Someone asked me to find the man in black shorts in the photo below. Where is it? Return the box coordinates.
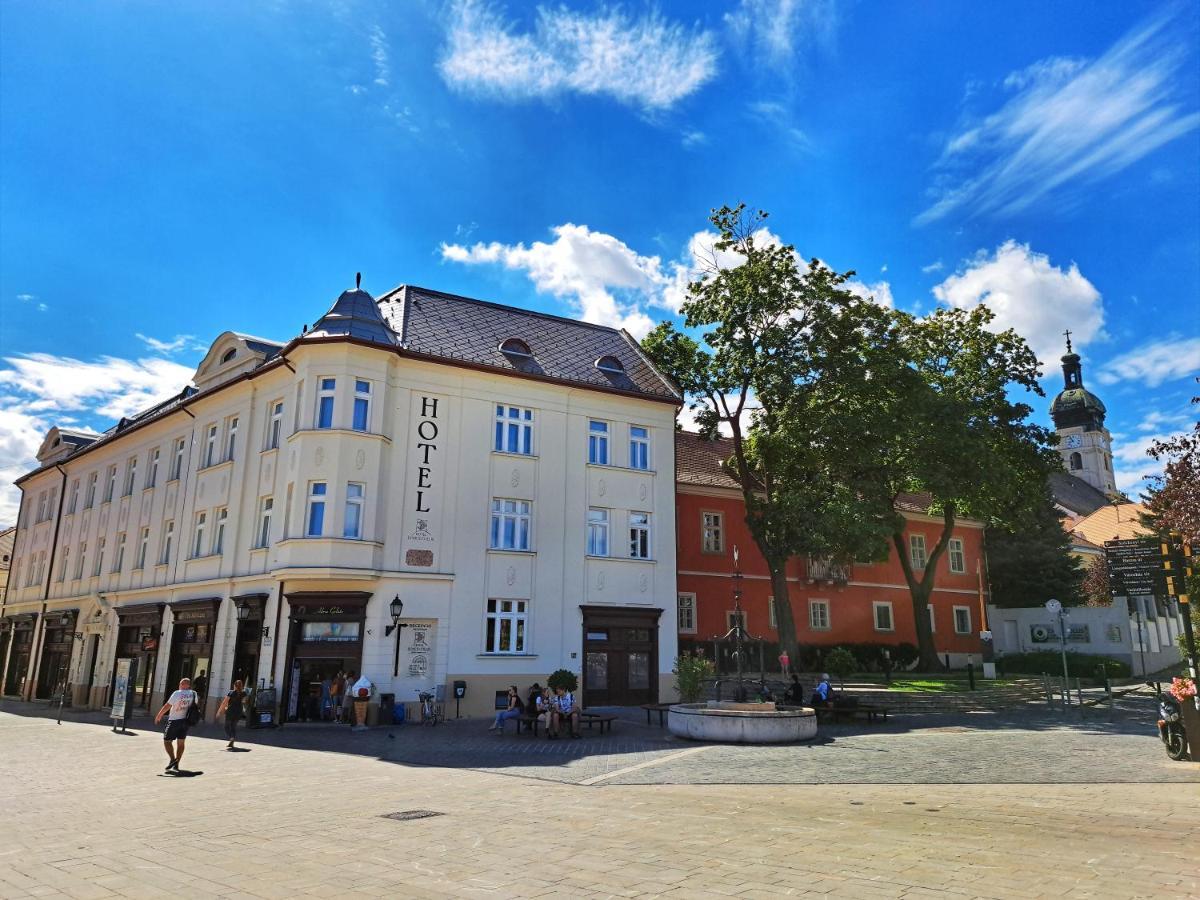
[154,677,197,772]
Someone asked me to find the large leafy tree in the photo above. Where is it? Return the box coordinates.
[854,307,1059,670]
[642,204,898,660]
[1144,387,1200,544]
[986,492,1084,608]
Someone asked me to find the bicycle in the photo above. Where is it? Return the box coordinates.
[416,690,442,726]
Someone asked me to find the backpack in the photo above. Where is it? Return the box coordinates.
[185,698,201,726]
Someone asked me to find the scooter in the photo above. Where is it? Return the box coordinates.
[1150,682,1189,761]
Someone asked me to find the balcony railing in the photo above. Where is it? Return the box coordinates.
[806,556,850,585]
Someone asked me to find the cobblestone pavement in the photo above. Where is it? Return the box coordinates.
[1,702,1197,899]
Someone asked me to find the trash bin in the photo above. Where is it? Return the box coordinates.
[379,692,395,724]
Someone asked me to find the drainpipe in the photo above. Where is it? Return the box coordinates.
[25,464,68,700]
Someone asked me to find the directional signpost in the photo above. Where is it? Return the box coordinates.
[1104,539,1164,597]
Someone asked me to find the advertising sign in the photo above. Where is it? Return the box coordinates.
[111,657,137,730]
[404,622,435,680]
[401,394,446,570]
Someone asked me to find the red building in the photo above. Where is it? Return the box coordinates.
[675,433,988,668]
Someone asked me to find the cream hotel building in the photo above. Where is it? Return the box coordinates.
[2,282,682,719]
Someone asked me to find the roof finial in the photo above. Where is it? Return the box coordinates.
[1063,328,1073,354]
[356,272,362,290]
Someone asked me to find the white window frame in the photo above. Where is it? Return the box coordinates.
[587,507,609,557]
[75,542,87,580]
[494,404,534,455]
[677,593,697,634]
[306,482,327,537]
[147,448,159,489]
[113,532,126,573]
[225,416,239,462]
[256,497,274,549]
[873,600,895,632]
[170,438,185,481]
[701,511,724,554]
[84,473,97,509]
[161,522,174,565]
[629,425,650,470]
[57,547,69,583]
[316,377,336,429]
[352,380,371,432]
[136,527,150,569]
[909,534,927,570]
[948,538,965,574]
[344,483,364,539]
[104,465,117,503]
[94,537,106,577]
[809,599,830,631]
[36,492,47,523]
[67,479,79,515]
[193,512,208,558]
[628,512,650,559]
[953,605,972,635]
[484,598,529,654]
[588,420,609,465]
[123,457,137,496]
[266,400,284,450]
[213,508,228,555]
[490,498,531,551]
[203,424,218,468]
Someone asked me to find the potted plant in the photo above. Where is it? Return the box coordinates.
[824,646,858,691]
[673,651,715,704]
[547,669,578,693]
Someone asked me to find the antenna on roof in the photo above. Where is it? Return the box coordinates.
[356,272,362,290]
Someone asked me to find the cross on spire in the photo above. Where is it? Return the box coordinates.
[1063,328,1073,353]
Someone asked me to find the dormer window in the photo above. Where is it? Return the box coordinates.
[499,338,533,359]
[595,355,624,374]
[220,348,237,364]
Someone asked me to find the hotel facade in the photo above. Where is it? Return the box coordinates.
[1,283,682,719]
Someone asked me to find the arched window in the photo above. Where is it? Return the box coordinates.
[1069,451,1082,471]
[499,338,533,359]
[220,348,237,364]
[595,355,625,374]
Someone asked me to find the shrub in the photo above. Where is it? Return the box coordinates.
[673,651,716,703]
[547,669,578,692]
[891,643,920,668]
[824,647,858,687]
[996,651,1130,680]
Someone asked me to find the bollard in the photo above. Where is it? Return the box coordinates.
[1043,673,1052,706]
[1104,674,1113,720]
[1076,678,1083,709]
[967,662,975,691]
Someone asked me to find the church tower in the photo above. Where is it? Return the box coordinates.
[1049,332,1116,494]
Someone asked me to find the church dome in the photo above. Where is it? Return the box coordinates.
[1049,350,1106,430]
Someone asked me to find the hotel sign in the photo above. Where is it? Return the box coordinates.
[403,394,445,569]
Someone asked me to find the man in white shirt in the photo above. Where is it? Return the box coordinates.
[551,686,581,739]
[154,677,197,772]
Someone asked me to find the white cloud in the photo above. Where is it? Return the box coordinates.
[932,240,1104,366]
[1095,336,1200,388]
[921,260,944,274]
[135,333,197,354]
[918,10,1200,224]
[681,129,707,149]
[369,24,390,87]
[845,279,894,309]
[748,100,810,151]
[1110,429,1181,495]
[0,353,195,524]
[438,0,719,112]
[16,292,47,312]
[724,0,839,73]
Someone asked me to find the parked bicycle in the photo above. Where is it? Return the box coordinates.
[416,689,442,726]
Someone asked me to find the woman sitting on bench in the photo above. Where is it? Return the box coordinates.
[489,686,524,734]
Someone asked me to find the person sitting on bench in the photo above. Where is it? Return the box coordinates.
[551,686,581,739]
[489,685,524,734]
[786,674,805,705]
[810,673,833,707]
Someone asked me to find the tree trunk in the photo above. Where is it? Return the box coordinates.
[768,561,800,663]
[893,503,959,672]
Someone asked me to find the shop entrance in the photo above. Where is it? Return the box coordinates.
[581,606,662,707]
[110,603,164,711]
[35,612,77,700]
[165,599,220,711]
[283,591,371,723]
[230,592,267,690]
[3,619,36,696]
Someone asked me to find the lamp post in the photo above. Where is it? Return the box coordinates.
[59,611,83,641]
[235,598,250,622]
[384,595,408,677]
[722,546,748,702]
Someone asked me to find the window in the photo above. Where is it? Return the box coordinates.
[809,599,830,630]
[170,438,185,481]
[873,601,894,632]
[67,479,79,515]
[136,527,150,569]
[256,497,274,548]
[113,532,126,572]
[57,548,69,583]
[587,508,609,556]
[161,521,174,564]
[768,597,777,629]
[225,416,239,461]
[629,512,650,559]
[36,492,47,523]
[352,380,371,432]
[953,606,972,635]
[702,512,724,553]
[84,473,97,509]
[1069,451,1082,471]
[213,508,228,554]
[948,538,965,574]
[316,378,336,429]
[294,381,304,432]
[123,457,137,496]
[629,425,650,470]
[1106,623,1122,643]
[266,400,284,449]
[499,338,533,363]
[193,512,208,557]
[306,482,327,536]
[344,483,364,538]
[909,534,927,570]
[104,465,117,503]
[494,405,534,454]
[588,420,609,465]
[203,424,218,467]
[47,487,57,518]
[147,449,159,489]
[220,347,237,364]
[595,355,624,374]
[75,543,87,580]
[490,499,531,551]
[485,598,528,654]
[94,537,106,577]
[677,593,697,634]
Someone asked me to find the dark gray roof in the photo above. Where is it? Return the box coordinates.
[1049,470,1110,517]
[233,333,284,358]
[377,285,680,402]
[305,289,397,345]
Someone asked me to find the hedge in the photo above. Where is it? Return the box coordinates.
[996,650,1130,680]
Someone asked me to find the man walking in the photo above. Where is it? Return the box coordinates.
[155,677,197,772]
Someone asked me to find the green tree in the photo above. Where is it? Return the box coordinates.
[642,204,898,660]
[986,491,1084,607]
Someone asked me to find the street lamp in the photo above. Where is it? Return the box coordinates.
[384,595,408,677]
[235,598,251,622]
[59,611,83,641]
[723,545,749,702]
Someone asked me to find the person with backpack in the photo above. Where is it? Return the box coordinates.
[810,673,833,707]
[154,677,198,772]
[216,679,247,750]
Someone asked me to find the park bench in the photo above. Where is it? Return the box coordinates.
[640,702,673,726]
[515,709,615,736]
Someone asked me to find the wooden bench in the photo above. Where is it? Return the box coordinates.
[855,704,890,723]
[640,702,673,726]
[580,711,617,734]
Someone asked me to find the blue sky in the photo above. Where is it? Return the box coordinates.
[1,0,1198,522]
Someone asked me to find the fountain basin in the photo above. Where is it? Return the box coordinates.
[667,701,818,744]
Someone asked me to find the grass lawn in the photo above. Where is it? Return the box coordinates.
[853,675,1020,692]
